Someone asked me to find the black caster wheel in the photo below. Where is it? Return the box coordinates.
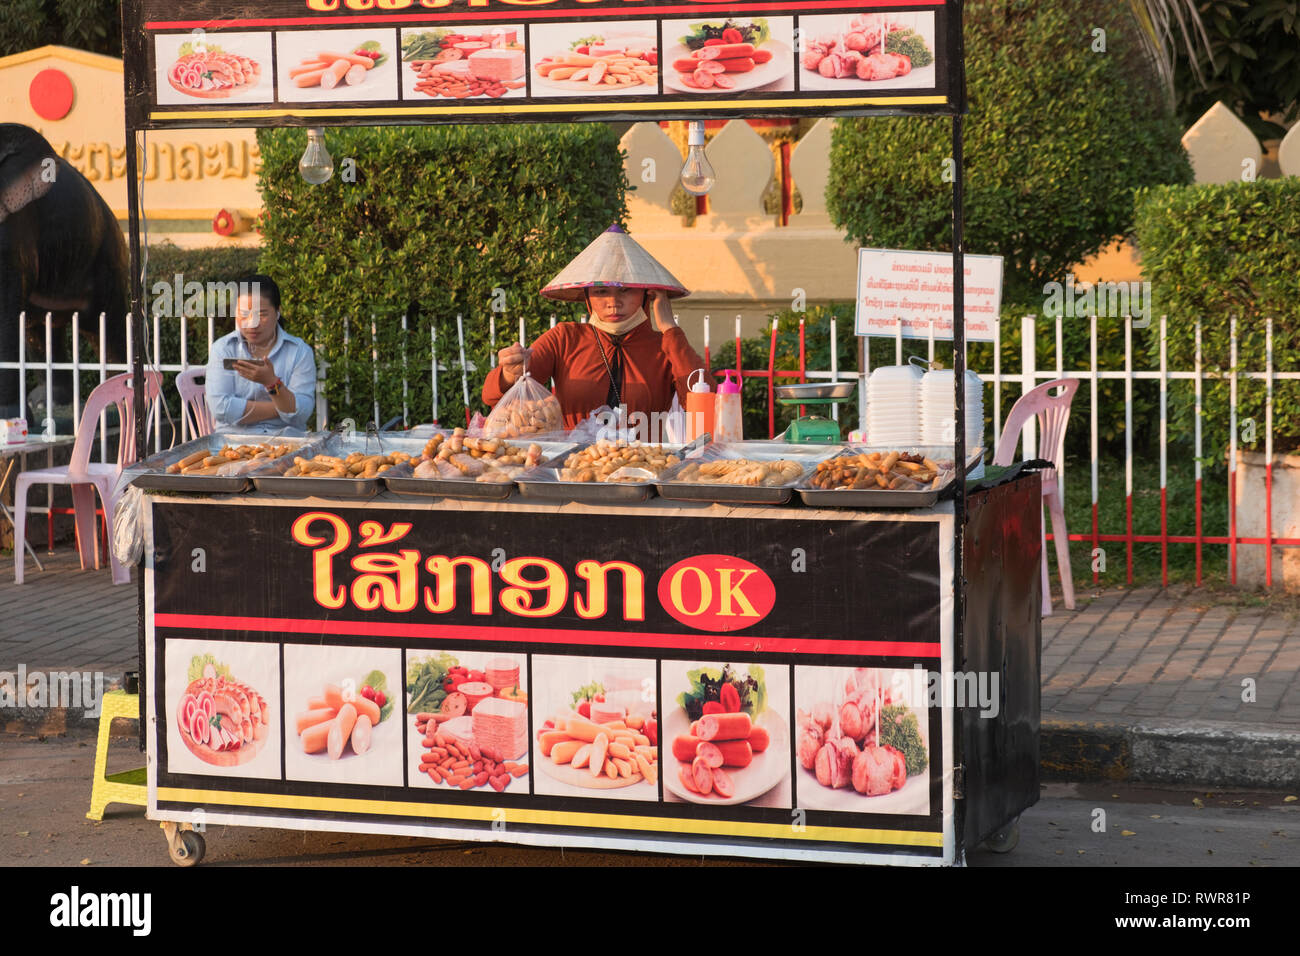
[169,830,206,867]
[983,820,1020,854]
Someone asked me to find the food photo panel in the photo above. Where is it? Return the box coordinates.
[401,25,527,101]
[154,31,273,104]
[661,660,791,807]
[530,655,659,801]
[797,11,936,91]
[661,16,794,95]
[529,21,660,97]
[164,638,281,780]
[405,651,530,793]
[276,28,399,102]
[283,644,404,787]
[793,666,930,815]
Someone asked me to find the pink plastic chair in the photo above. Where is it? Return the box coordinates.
[993,378,1079,616]
[176,366,215,438]
[13,371,162,585]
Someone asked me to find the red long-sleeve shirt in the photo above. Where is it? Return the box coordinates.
[482,321,708,428]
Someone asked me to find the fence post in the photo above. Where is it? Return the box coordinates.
[1090,314,1099,586]
[992,314,1001,451]
[1020,313,1036,458]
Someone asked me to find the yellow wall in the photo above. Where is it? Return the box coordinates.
[0,46,261,231]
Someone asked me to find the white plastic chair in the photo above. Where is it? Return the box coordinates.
[993,378,1079,616]
[13,371,162,585]
[176,366,215,438]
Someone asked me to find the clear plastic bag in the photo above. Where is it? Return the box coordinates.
[662,393,686,445]
[111,482,146,568]
[484,371,564,440]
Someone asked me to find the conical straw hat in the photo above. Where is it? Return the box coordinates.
[541,223,689,301]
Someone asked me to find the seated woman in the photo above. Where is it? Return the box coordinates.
[206,274,318,434]
[482,224,708,432]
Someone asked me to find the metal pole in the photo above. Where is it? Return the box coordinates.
[949,0,967,854]
[124,122,147,750]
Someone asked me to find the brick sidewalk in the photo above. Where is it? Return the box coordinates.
[1043,586,1300,727]
[2,546,1299,729]
[0,549,137,678]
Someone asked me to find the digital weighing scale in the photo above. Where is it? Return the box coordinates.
[774,382,855,443]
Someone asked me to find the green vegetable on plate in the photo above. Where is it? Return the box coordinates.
[878,703,928,775]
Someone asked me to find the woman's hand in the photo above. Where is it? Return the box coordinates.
[497,343,531,384]
[234,358,277,388]
[646,289,677,332]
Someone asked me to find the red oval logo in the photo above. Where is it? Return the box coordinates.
[657,554,776,632]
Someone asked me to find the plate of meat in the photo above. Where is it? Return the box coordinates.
[155,34,273,103]
[167,50,262,98]
[793,666,931,814]
[662,706,789,806]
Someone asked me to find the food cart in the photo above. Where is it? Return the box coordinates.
[120,0,1042,866]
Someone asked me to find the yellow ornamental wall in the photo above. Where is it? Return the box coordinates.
[0,45,261,241]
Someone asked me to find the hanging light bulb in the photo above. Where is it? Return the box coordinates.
[298,127,334,185]
[679,120,715,196]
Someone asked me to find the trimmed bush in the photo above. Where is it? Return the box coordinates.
[826,0,1193,305]
[1133,177,1300,453]
[255,124,628,427]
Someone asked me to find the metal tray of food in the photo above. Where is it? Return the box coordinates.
[251,434,427,498]
[656,442,841,505]
[131,433,317,493]
[795,445,981,509]
[774,381,857,401]
[515,438,703,505]
[383,440,575,500]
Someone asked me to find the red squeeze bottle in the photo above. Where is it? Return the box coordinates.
[686,368,715,441]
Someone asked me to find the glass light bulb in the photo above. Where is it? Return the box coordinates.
[680,121,715,196]
[299,128,334,185]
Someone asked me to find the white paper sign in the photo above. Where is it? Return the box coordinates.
[854,249,1002,342]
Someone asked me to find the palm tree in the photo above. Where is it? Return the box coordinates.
[1125,0,1214,104]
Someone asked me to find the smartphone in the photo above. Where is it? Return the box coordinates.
[222,358,240,370]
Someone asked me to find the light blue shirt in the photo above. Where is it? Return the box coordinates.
[206,326,318,434]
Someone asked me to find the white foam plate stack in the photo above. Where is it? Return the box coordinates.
[919,369,985,449]
[865,364,924,446]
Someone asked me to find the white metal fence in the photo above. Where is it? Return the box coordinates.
[5,309,1297,587]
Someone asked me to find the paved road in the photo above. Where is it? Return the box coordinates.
[1,734,1293,867]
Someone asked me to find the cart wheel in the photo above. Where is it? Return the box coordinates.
[169,830,206,867]
[983,820,1020,854]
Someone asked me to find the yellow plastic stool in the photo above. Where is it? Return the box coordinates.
[86,689,147,821]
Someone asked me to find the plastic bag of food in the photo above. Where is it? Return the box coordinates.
[111,482,146,567]
[484,370,564,439]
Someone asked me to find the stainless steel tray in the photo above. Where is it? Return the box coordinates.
[774,381,856,401]
[515,477,657,504]
[796,484,941,509]
[132,433,316,494]
[383,441,575,500]
[251,434,427,498]
[656,442,838,505]
[514,438,704,505]
[794,445,980,510]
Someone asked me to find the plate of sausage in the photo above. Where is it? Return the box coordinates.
[662,707,789,806]
[663,39,792,94]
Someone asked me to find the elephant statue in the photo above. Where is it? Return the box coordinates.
[0,123,129,422]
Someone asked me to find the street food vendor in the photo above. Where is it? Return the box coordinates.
[206,274,318,435]
[482,224,709,429]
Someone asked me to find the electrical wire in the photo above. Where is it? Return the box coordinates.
[133,128,180,452]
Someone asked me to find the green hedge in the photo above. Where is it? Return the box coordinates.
[825,0,1193,305]
[256,124,628,427]
[1134,177,1300,454]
